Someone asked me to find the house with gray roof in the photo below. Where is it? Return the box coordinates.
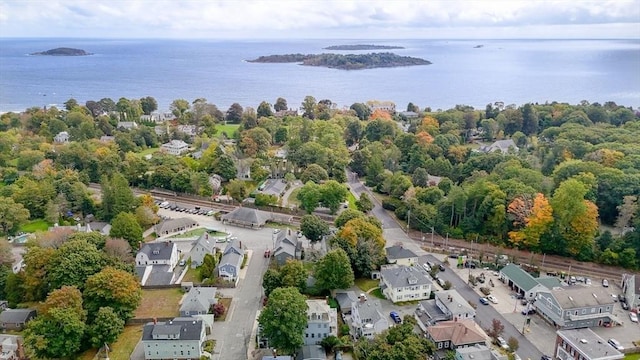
[479,139,518,154]
[0,309,36,330]
[154,217,198,236]
[534,286,616,329]
[217,238,245,286]
[415,290,476,330]
[455,344,507,360]
[221,207,269,228]
[136,242,179,268]
[190,232,216,267]
[161,140,189,156]
[117,121,138,130]
[334,290,358,315]
[54,131,69,143]
[385,245,418,266]
[179,287,217,317]
[350,296,389,339]
[555,328,623,360]
[499,263,548,300]
[141,318,206,360]
[272,229,301,266]
[86,221,111,235]
[379,265,432,303]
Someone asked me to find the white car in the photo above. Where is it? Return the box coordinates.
[487,295,498,304]
[608,339,624,351]
[630,312,638,323]
[496,336,509,350]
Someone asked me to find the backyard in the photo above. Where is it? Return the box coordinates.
[216,123,240,138]
[134,288,183,319]
[355,278,379,292]
[19,219,49,233]
[135,147,159,158]
[80,325,144,360]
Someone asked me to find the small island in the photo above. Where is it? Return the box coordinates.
[30,47,92,56]
[323,44,404,50]
[248,52,431,70]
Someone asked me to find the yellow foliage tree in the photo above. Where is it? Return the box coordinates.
[416,131,434,146]
[508,193,552,250]
[418,115,440,136]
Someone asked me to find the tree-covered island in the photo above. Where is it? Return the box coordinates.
[248,52,431,70]
[30,47,93,56]
[323,44,405,50]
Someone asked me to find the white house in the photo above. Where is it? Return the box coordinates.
[117,121,138,130]
[379,265,432,303]
[54,131,69,143]
[385,245,418,266]
[304,300,338,345]
[217,239,245,286]
[479,139,518,154]
[190,232,216,267]
[161,140,189,156]
[366,100,396,113]
[434,290,476,321]
[350,296,389,339]
[136,242,179,269]
[142,318,206,360]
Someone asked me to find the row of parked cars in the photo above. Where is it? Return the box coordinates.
[158,201,216,216]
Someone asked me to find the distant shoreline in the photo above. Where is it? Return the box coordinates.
[30,47,92,56]
[323,44,404,50]
[248,52,431,70]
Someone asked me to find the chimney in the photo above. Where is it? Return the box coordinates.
[205,233,208,239]
[239,241,242,249]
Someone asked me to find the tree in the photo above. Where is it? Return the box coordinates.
[356,193,373,213]
[300,214,330,244]
[104,238,134,264]
[139,96,158,115]
[320,180,349,214]
[213,302,226,317]
[226,103,243,123]
[315,249,354,291]
[109,212,143,250]
[23,307,86,359]
[301,96,317,119]
[199,253,217,281]
[279,260,308,293]
[350,103,371,121]
[100,172,137,221]
[354,318,434,360]
[508,336,519,352]
[258,287,308,355]
[297,181,322,213]
[262,268,282,297]
[226,179,248,203]
[41,285,86,321]
[257,101,273,118]
[274,97,288,112]
[300,164,329,184]
[551,178,598,256]
[88,307,125,348]
[84,267,142,321]
[485,318,504,339]
[0,196,29,235]
[47,239,106,291]
[412,167,429,187]
[170,99,190,119]
[213,153,237,181]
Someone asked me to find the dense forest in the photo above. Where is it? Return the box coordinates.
[0,96,638,272]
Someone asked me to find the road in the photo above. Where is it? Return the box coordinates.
[346,170,544,359]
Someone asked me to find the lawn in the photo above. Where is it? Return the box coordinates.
[347,192,357,209]
[217,123,240,138]
[79,325,144,360]
[370,287,385,299]
[19,219,50,233]
[134,288,183,319]
[625,354,640,360]
[181,267,200,283]
[355,278,379,292]
[287,187,301,206]
[136,147,159,158]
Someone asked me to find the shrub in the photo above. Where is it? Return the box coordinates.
[213,303,226,317]
[381,198,403,211]
[480,287,491,295]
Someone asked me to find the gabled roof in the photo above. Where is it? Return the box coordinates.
[456,344,493,360]
[154,217,198,235]
[274,231,300,258]
[547,287,615,309]
[221,207,269,227]
[180,287,217,314]
[142,318,204,341]
[296,345,326,360]
[220,238,244,268]
[500,264,540,291]
[353,299,384,324]
[145,266,175,286]
[536,276,563,290]
[427,319,486,345]
[138,242,176,261]
[0,309,36,324]
[335,290,358,310]
[481,139,518,153]
[194,232,216,253]
[385,245,418,261]
[380,265,432,288]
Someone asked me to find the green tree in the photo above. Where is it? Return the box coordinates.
[258,287,308,355]
[100,172,137,221]
[226,179,248,203]
[47,239,106,291]
[257,101,273,118]
[550,178,598,256]
[109,212,143,250]
[84,267,142,321]
[301,214,330,244]
[139,96,158,115]
[24,307,86,359]
[274,97,288,112]
[354,317,434,360]
[0,196,30,234]
[88,307,125,348]
[41,285,86,321]
[335,209,365,228]
[226,103,243,123]
[262,268,282,297]
[297,181,322,213]
[320,180,348,214]
[355,193,373,213]
[315,248,354,291]
[300,164,329,184]
[214,153,237,181]
[199,253,217,281]
[301,96,317,119]
[279,260,308,293]
[170,99,190,119]
[350,103,371,121]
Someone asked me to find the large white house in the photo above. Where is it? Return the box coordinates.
[142,318,206,360]
[304,300,337,345]
[379,265,432,303]
[161,140,189,156]
[350,296,389,339]
[136,242,179,269]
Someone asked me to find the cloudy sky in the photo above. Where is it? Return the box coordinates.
[1,0,639,39]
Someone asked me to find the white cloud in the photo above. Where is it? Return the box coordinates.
[1,0,638,38]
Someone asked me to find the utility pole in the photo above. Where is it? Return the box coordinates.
[407,209,411,235]
[431,227,434,248]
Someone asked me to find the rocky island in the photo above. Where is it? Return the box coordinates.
[248,52,431,70]
[323,44,404,50]
[30,47,92,56]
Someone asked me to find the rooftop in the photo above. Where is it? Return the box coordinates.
[427,319,487,346]
[500,264,540,291]
[142,318,204,341]
[385,245,418,261]
[138,242,176,261]
[549,287,615,309]
[380,265,432,288]
[435,290,475,314]
[557,328,623,360]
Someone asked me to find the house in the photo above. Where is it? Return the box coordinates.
[190,232,216,267]
[179,287,217,317]
[0,334,27,360]
[425,319,487,353]
[136,241,179,269]
[272,229,301,266]
[154,217,198,236]
[499,264,548,300]
[366,100,396,113]
[385,245,418,266]
[161,140,189,156]
[86,221,111,235]
[117,121,138,130]
[555,328,623,360]
[142,318,206,360]
[221,207,270,228]
[208,175,222,194]
[455,344,507,360]
[99,135,115,142]
[0,309,36,331]
[622,273,640,312]
[379,265,432,303]
[176,125,199,137]
[534,287,616,329]
[140,111,174,123]
[479,139,518,154]
[296,345,326,360]
[399,111,419,119]
[304,300,337,345]
[350,296,389,339]
[334,290,358,315]
[217,238,245,285]
[415,290,476,330]
[53,131,69,143]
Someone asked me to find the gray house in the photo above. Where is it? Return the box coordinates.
[334,290,358,315]
[479,139,519,154]
[534,287,616,329]
[304,300,337,345]
[142,318,206,360]
[416,290,476,330]
[0,309,36,330]
[217,239,245,285]
[350,296,389,339]
[385,245,418,266]
[190,232,216,267]
[273,230,301,266]
[622,273,640,312]
[379,265,432,303]
[179,287,217,317]
[154,218,198,236]
[221,207,269,228]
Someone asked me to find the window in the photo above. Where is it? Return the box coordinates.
[582,309,586,314]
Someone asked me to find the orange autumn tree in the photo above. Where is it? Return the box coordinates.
[416,131,434,145]
[418,115,440,136]
[508,193,553,250]
[369,109,392,121]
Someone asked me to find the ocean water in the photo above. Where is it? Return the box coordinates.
[0,38,639,113]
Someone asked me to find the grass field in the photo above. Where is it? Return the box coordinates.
[136,147,159,158]
[347,192,357,209]
[19,219,50,233]
[79,325,144,360]
[355,278,379,292]
[370,287,385,299]
[216,123,240,138]
[134,288,183,319]
[625,354,640,360]
[181,267,200,283]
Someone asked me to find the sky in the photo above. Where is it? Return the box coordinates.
[1,0,639,39]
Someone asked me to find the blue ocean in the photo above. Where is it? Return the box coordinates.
[0,38,638,112]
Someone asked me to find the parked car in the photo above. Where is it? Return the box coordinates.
[541,356,552,360]
[585,278,592,286]
[496,336,509,350]
[630,312,638,323]
[611,294,618,302]
[514,354,522,360]
[602,279,609,287]
[487,295,498,304]
[479,297,489,305]
[178,259,186,266]
[390,311,402,324]
[522,308,536,315]
[608,338,624,351]
[621,302,630,310]
[439,264,446,271]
